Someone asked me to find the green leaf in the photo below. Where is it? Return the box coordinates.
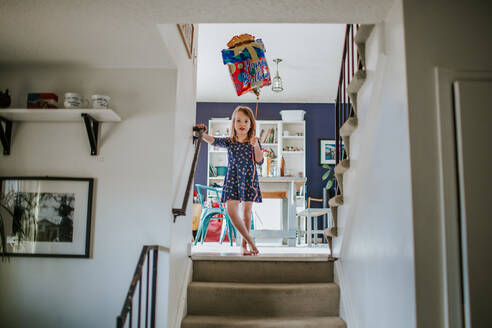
[321,170,330,180]
[326,180,333,189]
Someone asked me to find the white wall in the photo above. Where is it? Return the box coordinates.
[333,1,416,327]
[0,66,177,327]
[157,24,199,328]
[402,1,492,327]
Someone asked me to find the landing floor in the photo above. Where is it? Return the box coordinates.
[191,242,332,261]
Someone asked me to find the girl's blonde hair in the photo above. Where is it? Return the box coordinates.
[230,106,256,142]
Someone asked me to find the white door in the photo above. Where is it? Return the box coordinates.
[453,80,492,327]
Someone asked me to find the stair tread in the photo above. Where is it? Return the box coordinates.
[190,281,337,289]
[335,159,350,174]
[191,254,334,262]
[340,117,358,137]
[355,24,375,44]
[347,70,367,94]
[182,315,346,328]
[328,195,344,207]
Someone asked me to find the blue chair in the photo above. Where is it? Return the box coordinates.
[194,184,236,246]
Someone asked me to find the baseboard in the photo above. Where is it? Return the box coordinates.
[335,261,357,328]
[174,258,192,328]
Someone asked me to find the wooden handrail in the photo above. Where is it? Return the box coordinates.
[116,245,170,328]
[172,127,205,222]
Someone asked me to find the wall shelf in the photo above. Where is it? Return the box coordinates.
[0,108,121,156]
[0,108,121,122]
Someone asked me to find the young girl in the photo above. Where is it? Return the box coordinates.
[196,106,263,255]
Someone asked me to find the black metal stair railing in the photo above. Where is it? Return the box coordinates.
[172,126,205,222]
[334,24,360,186]
[116,245,169,328]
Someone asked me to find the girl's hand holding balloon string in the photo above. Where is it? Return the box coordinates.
[250,136,260,148]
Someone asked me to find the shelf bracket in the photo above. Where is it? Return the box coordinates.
[81,113,99,156]
[0,116,12,155]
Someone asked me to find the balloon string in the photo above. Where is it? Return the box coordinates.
[255,95,259,118]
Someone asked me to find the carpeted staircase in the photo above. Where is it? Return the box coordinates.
[182,257,345,328]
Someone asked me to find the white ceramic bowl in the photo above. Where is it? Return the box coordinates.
[91,95,110,108]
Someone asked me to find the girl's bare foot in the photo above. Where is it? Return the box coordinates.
[241,241,252,256]
[249,242,259,255]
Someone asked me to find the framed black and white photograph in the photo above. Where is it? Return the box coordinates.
[0,177,93,258]
[319,139,342,165]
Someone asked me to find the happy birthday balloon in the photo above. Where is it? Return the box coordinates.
[222,34,271,97]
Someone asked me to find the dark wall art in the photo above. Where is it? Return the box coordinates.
[0,177,93,258]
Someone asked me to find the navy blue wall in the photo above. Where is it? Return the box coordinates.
[195,102,335,200]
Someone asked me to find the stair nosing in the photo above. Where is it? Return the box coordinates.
[334,160,350,174]
[354,24,375,45]
[189,281,339,288]
[347,70,367,94]
[190,255,334,262]
[328,195,344,207]
[340,117,358,137]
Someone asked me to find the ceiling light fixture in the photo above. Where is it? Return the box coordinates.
[272,58,284,93]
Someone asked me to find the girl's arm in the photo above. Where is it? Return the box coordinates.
[195,124,215,144]
[252,137,264,163]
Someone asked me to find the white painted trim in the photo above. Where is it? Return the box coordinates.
[435,68,492,328]
[173,258,192,328]
[335,261,357,328]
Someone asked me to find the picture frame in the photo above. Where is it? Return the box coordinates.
[319,139,343,165]
[0,177,94,258]
[177,24,195,59]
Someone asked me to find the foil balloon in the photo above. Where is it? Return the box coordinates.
[222,34,271,97]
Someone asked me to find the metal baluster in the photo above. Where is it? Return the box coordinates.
[129,302,133,328]
[346,28,350,123]
[138,273,142,328]
[342,60,346,162]
[150,249,159,328]
[335,88,340,166]
[146,250,150,328]
[351,25,355,118]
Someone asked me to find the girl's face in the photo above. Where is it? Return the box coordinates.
[234,110,251,139]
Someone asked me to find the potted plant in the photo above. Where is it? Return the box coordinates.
[321,164,336,201]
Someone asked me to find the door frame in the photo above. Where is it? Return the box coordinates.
[435,68,492,328]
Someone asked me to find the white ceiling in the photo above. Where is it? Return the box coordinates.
[0,0,391,70]
[197,24,346,103]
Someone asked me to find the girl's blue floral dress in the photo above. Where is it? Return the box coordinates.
[212,137,263,203]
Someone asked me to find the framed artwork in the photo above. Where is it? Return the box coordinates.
[319,139,343,165]
[0,177,94,258]
[177,24,195,59]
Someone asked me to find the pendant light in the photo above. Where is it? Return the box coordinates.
[272,58,284,92]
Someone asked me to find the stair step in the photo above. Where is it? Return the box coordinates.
[335,159,350,174]
[354,25,374,75]
[193,260,333,283]
[328,195,344,208]
[340,117,358,137]
[182,315,346,328]
[349,91,359,115]
[188,282,340,317]
[355,24,375,45]
[347,69,367,94]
